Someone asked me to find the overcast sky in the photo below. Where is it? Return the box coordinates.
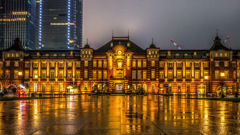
[83,0,240,50]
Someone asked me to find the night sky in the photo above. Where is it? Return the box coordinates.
[83,0,240,50]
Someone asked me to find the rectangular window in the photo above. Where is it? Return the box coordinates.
[138,60,141,68]
[6,61,10,67]
[159,62,164,68]
[84,61,88,67]
[59,70,63,79]
[195,63,200,68]
[224,61,229,67]
[67,70,72,78]
[93,70,97,79]
[143,70,147,79]
[76,62,81,67]
[204,70,209,77]
[195,70,200,79]
[50,62,55,67]
[5,70,10,79]
[204,62,208,68]
[98,60,102,68]
[151,70,155,79]
[14,61,19,67]
[215,61,219,67]
[14,70,18,79]
[42,70,46,78]
[177,63,182,68]
[159,70,164,79]
[104,70,107,79]
[151,61,155,67]
[33,62,38,68]
[76,70,80,78]
[98,70,102,79]
[132,60,136,68]
[215,70,220,79]
[132,70,136,79]
[42,63,46,68]
[59,62,63,68]
[93,60,97,67]
[143,60,147,68]
[103,60,107,68]
[186,70,191,79]
[232,62,236,68]
[186,62,191,68]
[168,70,173,79]
[33,70,38,78]
[50,70,55,79]
[224,70,229,78]
[67,62,72,67]
[25,62,30,67]
[168,62,173,68]
[137,71,141,79]
[24,70,29,79]
[84,70,88,78]
[177,71,182,79]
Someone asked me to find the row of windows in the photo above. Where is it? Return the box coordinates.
[93,60,108,68]
[92,70,108,79]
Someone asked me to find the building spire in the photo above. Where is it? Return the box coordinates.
[216,29,219,37]
[152,38,154,44]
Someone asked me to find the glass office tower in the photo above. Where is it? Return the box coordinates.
[36,0,82,50]
[0,0,36,50]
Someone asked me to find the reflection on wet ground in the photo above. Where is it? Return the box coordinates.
[0,95,240,135]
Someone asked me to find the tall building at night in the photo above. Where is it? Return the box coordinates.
[0,0,36,50]
[36,0,83,50]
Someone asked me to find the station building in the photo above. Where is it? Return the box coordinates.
[0,36,239,95]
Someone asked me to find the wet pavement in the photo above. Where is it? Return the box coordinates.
[0,95,240,135]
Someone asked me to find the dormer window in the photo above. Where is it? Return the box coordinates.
[175,53,180,56]
[184,53,188,56]
[7,53,10,57]
[149,51,151,55]
[193,52,197,56]
[167,51,171,56]
[82,51,84,54]
[215,53,218,57]
[6,61,10,67]
[224,53,228,57]
[11,53,15,57]
[14,61,19,67]
[16,53,19,57]
[220,53,223,57]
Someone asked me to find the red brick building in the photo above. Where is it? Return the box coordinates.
[0,36,239,95]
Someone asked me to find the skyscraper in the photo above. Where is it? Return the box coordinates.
[0,0,36,50]
[36,0,82,50]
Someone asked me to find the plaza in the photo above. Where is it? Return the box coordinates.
[0,95,240,135]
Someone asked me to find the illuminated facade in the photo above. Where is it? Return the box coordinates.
[36,0,82,50]
[0,36,239,95]
[0,0,36,50]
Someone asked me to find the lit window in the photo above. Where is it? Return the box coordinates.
[186,62,191,68]
[85,61,88,67]
[67,62,72,67]
[50,62,55,67]
[204,62,208,68]
[11,53,15,57]
[33,70,38,78]
[220,53,223,57]
[42,70,46,78]
[224,61,229,67]
[132,70,136,79]
[195,63,200,68]
[195,70,200,79]
[159,62,164,67]
[224,70,229,78]
[93,70,97,79]
[118,62,122,68]
[16,53,19,57]
[138,60,141,68]
[168,70,173,79]
[59,62,63,68]
[143,60,147,68]
[14,61,19,67]
[67,70,72,78]
[159,70,164,79]
[76,62,81,67]
[25,70,29,79]
[93,60,97,67]
[5,70,10,79]
[103,60,107,68]
[14,70,18,78]
[168,62,173,68]
[137,71,141,79]
[59,70,63,78]
[132,60,136,68]
[50,70,55,79]
[186,70,191,79]
[151,61,155,67]
[177,63,182,68]
[98,70,102,79]
[143,70,147,79]
[6,61,10,67]
[84,70,88,78]
[98,60,102,68]
[204,70,208,77]
[76,70,80,78]
[103,70,107,79]
[215,53,218,57]
[215,70,220,79]
[193,52,197,56]
[215,61,219,67]
[177,71,182,79]
[151,70,155,79]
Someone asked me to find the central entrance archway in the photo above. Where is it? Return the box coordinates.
[8,86,17,93]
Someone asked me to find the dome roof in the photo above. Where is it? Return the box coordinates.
[84,44,90,48]
[149,44,156,48]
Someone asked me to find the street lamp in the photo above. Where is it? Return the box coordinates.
[220,72,225,98]
[204,76,209,96]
